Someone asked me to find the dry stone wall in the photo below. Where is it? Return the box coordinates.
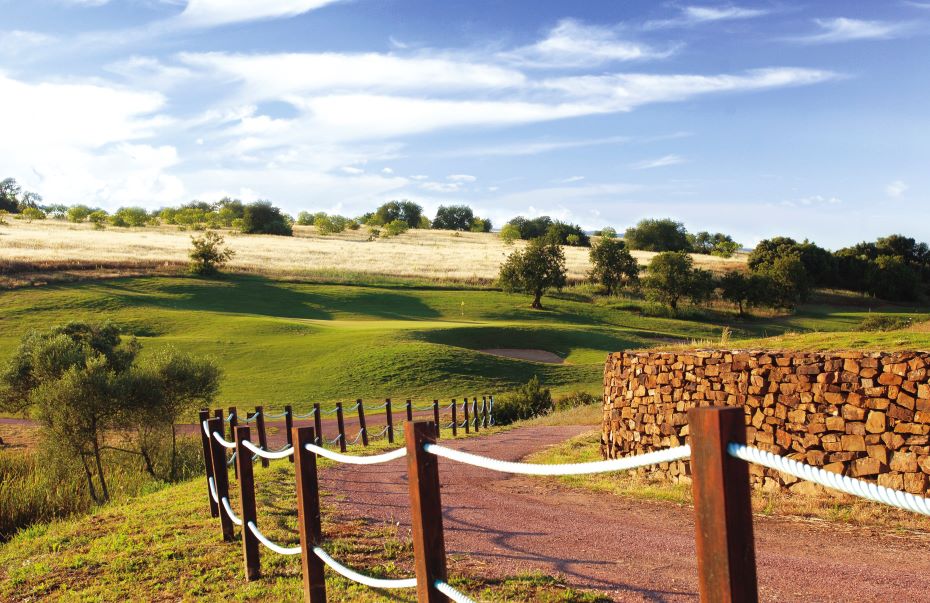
[602,350,930,495]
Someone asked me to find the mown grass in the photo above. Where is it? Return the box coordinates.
[0,456,609,602]
[529,431,930,532]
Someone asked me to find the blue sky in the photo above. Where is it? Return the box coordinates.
[1,0,928,248]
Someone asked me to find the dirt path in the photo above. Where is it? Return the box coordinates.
[317,425,930,603]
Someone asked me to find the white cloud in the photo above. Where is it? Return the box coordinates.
[555,176,585,183]
[175,0,343,28]
[792,18,911,44]
[410,174,429,180]
[381,167,394,174]
[447,174,476,182]
[886,180,908,197]
[0,30,56,56]
[420,181,463,193]
[630,154,686,170]
[502,19,672,67]
[645,5,769,29]
[446,135,630,157]
[341,166,364,175]
[780,194,842,208]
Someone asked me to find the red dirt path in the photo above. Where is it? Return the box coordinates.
[316,425,930,603]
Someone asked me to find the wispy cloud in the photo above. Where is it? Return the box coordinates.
[0,30,56,56]
[175,0,344,28]
[886,180,908,197]
[501,19,674,67]
[555,176,585,183]
[630,154,686,170]
[645,5,769,29]
[447,174,477,182]
[444,135,630,157]
[790,18,912,44]
[780,194,842,208]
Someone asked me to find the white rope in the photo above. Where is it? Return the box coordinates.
[241,412,260,423]
[202,420,211,437]
[347,428,366,445]
[424,443,692,476]
[370,425,391,439]
[322,407,340,415]
[247,521,302,555]
[313,546,417,589]
[293,410,316,419]
[327,433,343,445]
[365,402,389,411]
[227,450,237,466]
[304,443,406,465]
[413,403,435,411]
[221,496,243,526]
[224,412,234,423]
[211,430,237,450]
[434,580,476,603]
[348,402,361,412]
[243,439,295,460]
[208,476,218,503]
[728,443,930,516]
[264,411,288,419]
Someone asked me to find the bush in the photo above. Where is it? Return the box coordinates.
[109,207,150,228]
[381,219,409,237]
[858,314,913,332]
[240,201,292,236]
[599,227,617,239]
[554,391,600,412]
[66,205,94,223]
[624,218,691,252]
[493,377,553,425]
[189,231,235,276]
[88,210,108,229]
[20,206,46,222]
[499,223,520,244]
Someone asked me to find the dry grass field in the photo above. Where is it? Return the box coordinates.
[0,219,745,284]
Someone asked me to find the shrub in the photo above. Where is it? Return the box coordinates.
[499,223,520,244]
[189,231,235,276]
[21,206,46,222]
[691,231,740,257]
[0,210,7,225]
[554,390,600,412]
[381,219,409,237]
[67,205,94,223]
[240,201,292,236]
[858,314,913,332]
[599,227,617,239]
[110,206,150,228]
[493,377,553,425]
[88,210,108,229]
[297,211,314,226]
[624,218,691,252]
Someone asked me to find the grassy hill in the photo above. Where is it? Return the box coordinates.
[3,274,928,412]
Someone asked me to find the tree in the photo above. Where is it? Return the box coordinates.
[692,231,740,258]
[624,218,691,252]
[599,227,617,239]
[372,200,423,228]
[297,211,314,225]
[189,231,235,276]
[499,223,520,244]
[588,238,639,295]
[506,215,552,240]
[545,221,590,246]
[67,205,94,223]
[110,207,150,228]
[432,205,474,231]
[498,238,567,309]
[240,201,293,236]
[21,206,46,222]
[642,251,695,311]
[19,191,42,209]
[748,237,833,287]
[0,178,21,212]
[867,255,920,301]
[470,217,492,232]
[756,253,810,309]
[381,219,409,237]
[88,210,108,229]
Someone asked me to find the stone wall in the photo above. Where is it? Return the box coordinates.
[602,350,930,495]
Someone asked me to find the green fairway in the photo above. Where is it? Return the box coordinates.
[2,275,929,411]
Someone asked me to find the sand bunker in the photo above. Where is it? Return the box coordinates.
[479,349,565,364]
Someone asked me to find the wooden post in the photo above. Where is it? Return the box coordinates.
[405,421,449,602]
[254,406,269,468]
[463,399,470,434]
[472,398,479,433]
[688,406,758,603]
[432,400,440,439]
[235,426,260,580]
[481,396,489,428]
[214,408,224,424]
[285,405,294,463]
[357,399,369,446]
[313,403,323,446]
[208,417,235,541]
[294,427,327,603]
[198,409,219,518]
[386,399,394,444]
[228,406,239,479]
[451,400,457,436]
[335,402,347,452]
[406,399,413,422]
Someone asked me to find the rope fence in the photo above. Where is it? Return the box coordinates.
[199,403,930,602]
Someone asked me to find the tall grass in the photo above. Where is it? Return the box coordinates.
[0,436,204,541]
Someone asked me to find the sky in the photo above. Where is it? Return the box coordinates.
[1,0,929,249]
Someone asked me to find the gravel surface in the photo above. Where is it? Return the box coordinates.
[315,425,930,603]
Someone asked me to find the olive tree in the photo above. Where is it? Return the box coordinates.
[642,251,696,311]
[588,238,639,295]
[499,238,566,309]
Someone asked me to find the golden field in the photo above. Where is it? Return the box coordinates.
[0,218,745,283]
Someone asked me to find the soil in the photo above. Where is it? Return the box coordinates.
[479,348,565,364]
[317,425,930,602]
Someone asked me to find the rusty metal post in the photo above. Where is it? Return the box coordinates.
[688,406,758,603]
[405,422,450,602]
[235,426,260,580]
[294,427,327,603]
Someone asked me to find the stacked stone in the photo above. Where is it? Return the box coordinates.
[602,350,930,495]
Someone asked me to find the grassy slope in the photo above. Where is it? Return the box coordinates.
[0,452,608,602]
[3,276,928,412]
